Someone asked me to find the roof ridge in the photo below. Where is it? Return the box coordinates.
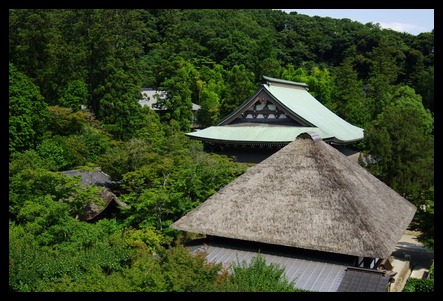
[261,75,308,88]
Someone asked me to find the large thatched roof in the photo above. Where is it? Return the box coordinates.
[171,133,416,259]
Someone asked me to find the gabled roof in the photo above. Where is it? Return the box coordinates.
[186,76,364,145]
[261,76,364,143]
[171,134,416,259]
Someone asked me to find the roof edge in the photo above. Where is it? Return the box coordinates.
[261,75,309,88]
[296,131,322,141]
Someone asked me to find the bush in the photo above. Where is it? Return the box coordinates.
[403,260,434,292]
[217,254,306,292]
[403,278,434,292]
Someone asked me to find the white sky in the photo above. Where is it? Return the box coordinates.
[277,9,434,35]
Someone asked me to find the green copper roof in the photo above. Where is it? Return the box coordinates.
[262,81,364,143]
[187,76,364,145]
[261,75,308,87]
[186,125,331,143]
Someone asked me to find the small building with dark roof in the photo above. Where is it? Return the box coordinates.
[139,88,201,128]
[61,169,127,222]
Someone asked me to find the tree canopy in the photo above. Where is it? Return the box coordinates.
[9,8,434,292]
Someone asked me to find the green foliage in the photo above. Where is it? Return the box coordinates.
[251,33,281,81]
[9,9,68,103]
[9,168,80,218]
[9,149,57,175]
[58,79,88,111]
[122,227,168,254]
[39,106,111,167]
[403,277,434,292]
[365,38,404,119]
[429,260,434,278]
[159,245,223,292]
[97,139,155,181]
[118,136,246,232]
[220,64,255,117]
[133,106,166,143]
[36,135,90,170]
[9,62,50,156]
[158,60,196,132]
[174,150,248,203]
[121,154,172,193]
[79,126,112,162]
[46,106,97,137]
[333,57,371,128]
[9,167,106,223]
[195,64,228,126]
[119,252,168,292]
[94,66,145,141]
[197,86,222,128]
[9,219,134,292]
[9,9,435,292]
[121,188,180,231]
[16,195,72,242]
[217,254,303,292]
[9,222,45,292]
[408,186,434,251]
[364,85,434,201]
[36,137,70,170]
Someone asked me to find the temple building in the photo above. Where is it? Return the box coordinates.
[172,77,417,291]
[171,133,416,292]
[186,76,364,163]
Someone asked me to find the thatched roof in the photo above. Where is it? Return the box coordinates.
[171,133,416,259]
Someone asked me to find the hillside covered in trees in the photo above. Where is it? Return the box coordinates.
[9,9,434,292]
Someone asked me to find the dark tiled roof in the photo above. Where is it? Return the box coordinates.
[61,170,127,221]
[337,267,392,292]
[61,170,117,187]
[187,238,355,292]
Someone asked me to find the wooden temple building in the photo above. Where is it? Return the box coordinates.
[186,76,364,163]
[171,133,417,292]
[172,77,417,291]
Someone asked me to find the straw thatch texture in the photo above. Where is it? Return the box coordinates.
[171,134,416,259]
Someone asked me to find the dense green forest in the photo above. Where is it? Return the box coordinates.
[9,9,434,292]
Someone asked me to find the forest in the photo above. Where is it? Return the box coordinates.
[9,9,434,292]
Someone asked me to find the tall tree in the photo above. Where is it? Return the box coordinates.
[9,9,60,102]
[365,38,404,119]
[333,57,371,128]
[158,60,196,132]
[78,9,148,140]
[9,63,50,156]
[220,64,255,118]
[251,33,282,81]
[364,85,434,202]
[58,80,89,112]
